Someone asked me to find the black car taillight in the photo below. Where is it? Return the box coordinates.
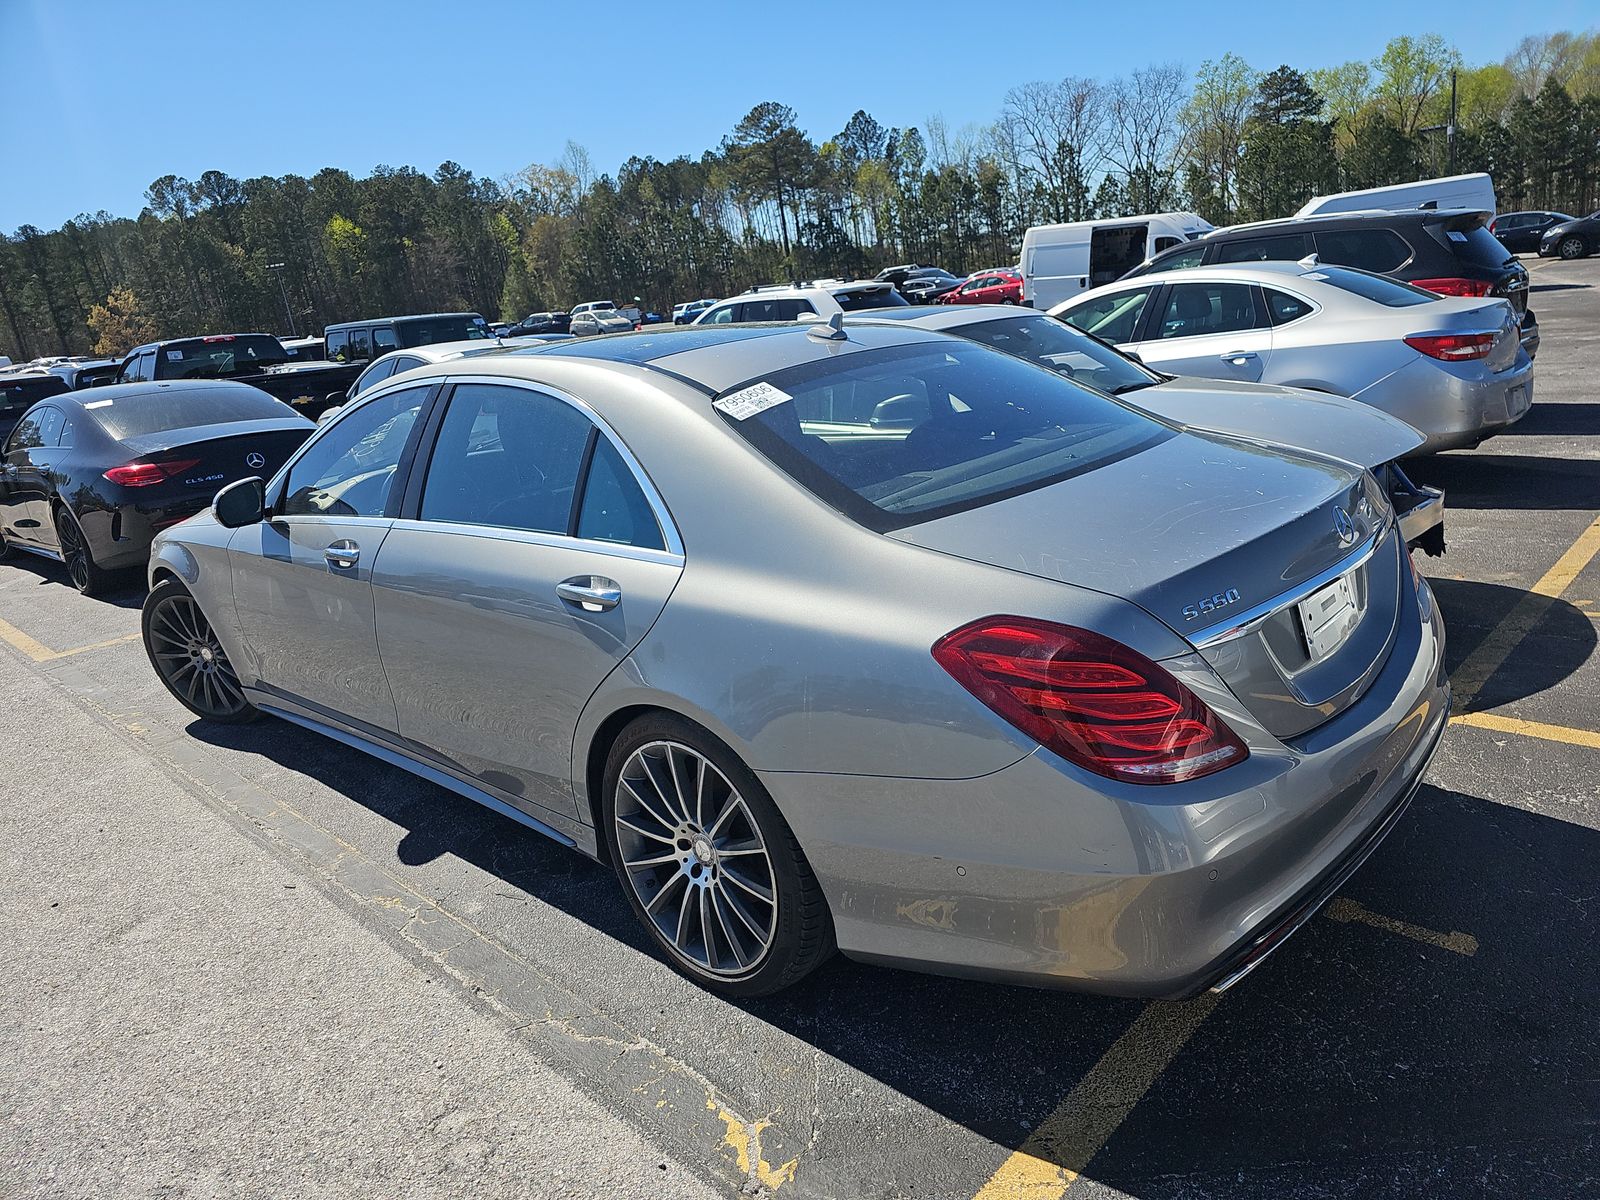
[104,458,201,487]
[932,617,1248,785]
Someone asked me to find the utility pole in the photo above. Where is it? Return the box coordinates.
[1448,69,1457,175]
[267,262,295,338]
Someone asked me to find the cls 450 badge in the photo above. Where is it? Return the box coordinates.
[1182,588,1242,622]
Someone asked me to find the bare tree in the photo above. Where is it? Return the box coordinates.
[998,77,1108,223]
[1106,63,1189,213]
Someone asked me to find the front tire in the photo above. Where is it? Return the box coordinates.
[54,505,111,596]
[142,577,260,723]
[602,714,833,996]
[1558,235,1588,260]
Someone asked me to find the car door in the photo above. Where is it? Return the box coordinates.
[0,407,57,545]
[228,382,433,733]
[369,379,683,819]
[1129,281,1272,382]
[19,406,68,537]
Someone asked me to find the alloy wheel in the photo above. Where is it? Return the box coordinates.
[613,740,778,977]
[1559,236,1586,260]
[146,592,251,718]
[55,510,90,592]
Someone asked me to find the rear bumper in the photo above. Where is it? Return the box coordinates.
[763,573,1449,996]
[1364,353,1534,454]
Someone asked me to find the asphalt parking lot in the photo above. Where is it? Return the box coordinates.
[3,256,1599,1199]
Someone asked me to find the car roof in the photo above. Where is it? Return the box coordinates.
[126,332,281,354]
[387,320,953,398]
[1091,261,1333,288]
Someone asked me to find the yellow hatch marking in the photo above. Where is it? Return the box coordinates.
[1451,710,1600,752]
[1448,514,1600,711]
[1324,897,1478,955]
[0,615,140,663]
[971,996,1219,1199]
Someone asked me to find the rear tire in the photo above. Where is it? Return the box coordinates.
[601,713,833,997]
[54,505,111,596]
[142,577,260,723]
[1558,235,1588,260]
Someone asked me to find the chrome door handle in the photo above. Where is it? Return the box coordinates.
[324,539,360,569]
[1221,350,1258,364]
[556,576,621,612]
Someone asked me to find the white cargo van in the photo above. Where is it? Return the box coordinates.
[1020,213,1214,310]
[1295,173,1496,218]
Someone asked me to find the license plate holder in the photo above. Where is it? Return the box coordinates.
[1299,573,1360,662]
[1507,383,1529,418]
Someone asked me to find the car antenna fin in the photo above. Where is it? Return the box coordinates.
[806,312,848,341]
[1297,252,1320,268]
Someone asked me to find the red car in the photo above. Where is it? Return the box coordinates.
[940,270,1023,305]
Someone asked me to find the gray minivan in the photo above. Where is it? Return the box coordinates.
[323,312,491,364]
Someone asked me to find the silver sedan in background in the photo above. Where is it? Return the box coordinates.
[1050,262,1533,453]
[141,322,1447,999]
[848,303,1447,555]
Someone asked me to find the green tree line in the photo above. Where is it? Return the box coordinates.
[3,30,1597,361]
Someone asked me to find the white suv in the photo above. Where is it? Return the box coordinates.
[692,281,907,325]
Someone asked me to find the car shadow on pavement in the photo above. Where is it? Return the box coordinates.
[184,699,1600,1196]
[1529,281,1592,293]
[1,554,144,608]
[1406,446,1600,509]
[1427,579,1596,712]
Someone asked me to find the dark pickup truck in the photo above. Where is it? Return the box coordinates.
[115,333,358,419]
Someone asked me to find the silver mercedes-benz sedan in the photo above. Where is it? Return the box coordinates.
[142,320,1448,998]
[1050,261,1533,454]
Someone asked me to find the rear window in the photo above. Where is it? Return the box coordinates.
[1443,222,1515,269]
[88,387,296,440]
[1312,228,1412,273]
[1,375,69,410]
[1302,266,1435,307]
[157,335,288,378]
[395,315,491,347]
[955,313,1160,397]
[714,341,1169,531]
[834,287,909,312]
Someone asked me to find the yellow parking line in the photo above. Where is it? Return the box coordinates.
[1448,514,1600,710]
[972,996,1220,1199]
[1323,897,1478,955]
[1451,710,1600,751]
[0,615,140,663]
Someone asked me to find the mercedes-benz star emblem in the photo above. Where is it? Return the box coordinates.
[245,452,267,470]
[1333,505,1356,546]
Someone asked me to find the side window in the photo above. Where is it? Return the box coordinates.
[576,437,665,550]
[326,330,350,362]
[117,356,137,383]
[1153,236,1182,254]
[372,327,400,354]
[5,411,45,454]
[139,351,158,381]
[346,328,373,362]
[1313,229,1412,273]
[351,358,397,397]
[1215,233,1309,264]
[1155,283,1260,339]
[706,304,736,325]
[420,383,593,535]
[33,406,65,448]
[1059,287,1153,344]
[57,415,76,449]
[280,385,429,518]
[1155,244,1208,272]
[770,299,807,321]
[1264,288,1314,326]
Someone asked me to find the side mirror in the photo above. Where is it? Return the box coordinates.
[214,476,266,528]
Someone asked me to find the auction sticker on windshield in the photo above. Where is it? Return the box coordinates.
[714,381,792,421]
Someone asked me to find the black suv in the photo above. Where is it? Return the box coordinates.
[1122,209,1538,357]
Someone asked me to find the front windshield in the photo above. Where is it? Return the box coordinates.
[715,341,1169,531]
[955,313,1161,395]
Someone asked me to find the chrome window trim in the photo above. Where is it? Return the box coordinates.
[432,373,686,558]
[400,518,684,567]
[1188,523,1391,651]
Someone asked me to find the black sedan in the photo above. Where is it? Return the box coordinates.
[1539,211,1600,259]
[505,311,571,337]
[1491,210,1575,254]
[0,380,312,595]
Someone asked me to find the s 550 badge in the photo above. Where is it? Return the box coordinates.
[1183,588,1242,622]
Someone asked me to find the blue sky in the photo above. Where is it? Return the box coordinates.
[3,0,1595,232]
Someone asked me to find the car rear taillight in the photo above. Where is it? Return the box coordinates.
[103,458,201,487]
[932,617,1248,785]
[1410,277,1494,298]
[1403,332,1497,361]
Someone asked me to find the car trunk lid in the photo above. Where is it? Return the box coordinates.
[111,420,311,511]
[889,431,1403,738]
